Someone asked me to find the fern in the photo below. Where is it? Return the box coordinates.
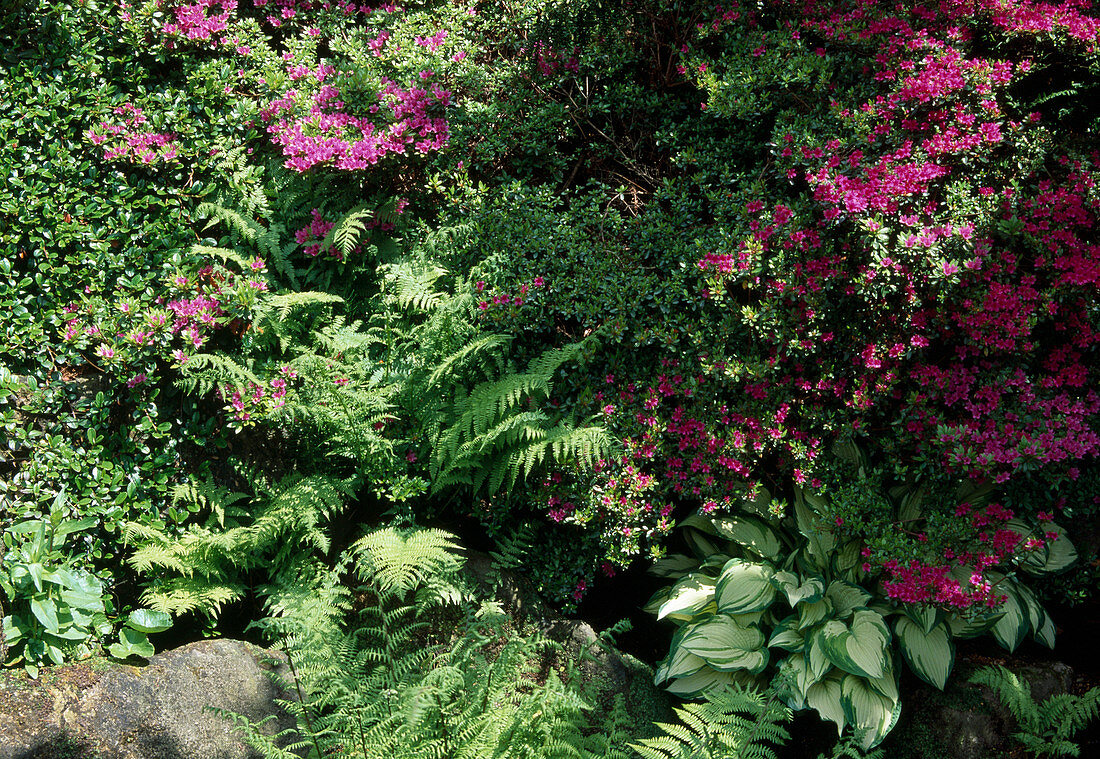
[631,685,793,759]
[221,526,637,759]
[126,473,352,617]
[970,665,1100,758]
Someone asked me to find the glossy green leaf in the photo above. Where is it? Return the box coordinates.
[657,573,717,621]
[840,674,901,749]
[895,617,954,690]
[711,515,781,559]
[817,610,890,679]
[126,609,172,634]
[680,614,768,673]
[715,559,777,615]
[990,586,1029,653]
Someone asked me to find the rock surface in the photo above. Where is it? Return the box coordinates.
[0,639,300,759]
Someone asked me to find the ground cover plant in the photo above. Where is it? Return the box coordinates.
[1,0,1098,755]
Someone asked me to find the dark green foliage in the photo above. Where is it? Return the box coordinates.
[222,526,638,759]
[969,665,1100,758]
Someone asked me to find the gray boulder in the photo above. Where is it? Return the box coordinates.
[0,639,300,759]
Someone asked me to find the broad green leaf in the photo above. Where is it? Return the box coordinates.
[1015,582,1056,649]
[807,674,847,735]
[680,615,768,673]
[807,632,832,680]
[1018,523,1077,576]
[678,514,720,536]
[126,609,172,634]
[768,615,806,652]
[840,674,901,749]
[655,635,708,683]
[798,598,832,629]
[904,604,940,634]
[711,515,781,559]
[657,573,717,621]
[772,572,825,608]
[834,541,863,580]
[30,595,59,634]
[946,609,1003,639]
[109,627,155,660]
[817,610,890,680]
[665,668,740,698]
[649,553,699,578]
[715,559,777,615]
[895,617,954,690]
[825,580,871,619]
[990,585,1028,653]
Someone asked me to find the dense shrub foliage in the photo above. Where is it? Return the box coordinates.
[1,0,1098,753]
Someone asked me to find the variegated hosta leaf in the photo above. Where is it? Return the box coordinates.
[817,610,890,680]
[655,627,709,684]
[1015,582,1056,649]
[989,582,1029,653]
[895,616,954,690]
[649,553,701,579]
[768,614,806,652]
[679,614,769,674]
[1018,522,1077,576]
[945,607,1003,639]
[825,580,871,619]
[798,597,832,629]
[658,572,717,621]
[807,672,847,736]
[664,667,751,698]
[772,571,825,608]
[807,632,832,680]
[840,674,901,749]
[904,603,940,634]
[711,515,782,559]
[715,559,777,615]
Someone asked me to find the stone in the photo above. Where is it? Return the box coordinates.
[0,639,302,759]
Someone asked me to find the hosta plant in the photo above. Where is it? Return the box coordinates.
[646,483,1075,748]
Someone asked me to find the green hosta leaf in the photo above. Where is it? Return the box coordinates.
[990,585,1029,653]
[769,614,806,652]
[1015,582,1056,649]
[807,673,847,736]
[825,580,871,619]
[895,617,954,690]
[807,632,832,681]
[711,515,782,559]
[655,628,709,684]
[680,615,768,674]
[834,541,863,580]
[798,597,832,629]
[649,553,699,578]
[840,674,901,749]
[1018,523,1077,576]
[126,609,172,634]
[665,667,741,698]
[30,596,59,634]
[772,571,825,608]
[817,610,890,679]
[946,608,1003,639]
[715,559,777,615]
[904,604,940,635]
[658,573,717,621]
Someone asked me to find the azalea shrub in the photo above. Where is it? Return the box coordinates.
[2,0,1098,742]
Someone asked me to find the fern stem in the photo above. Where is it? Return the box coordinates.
[282,638,326,759]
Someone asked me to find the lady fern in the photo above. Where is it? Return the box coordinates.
[631,685,793,759]
[969,665,1100,757]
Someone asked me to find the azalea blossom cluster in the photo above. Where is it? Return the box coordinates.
[474,276,547,315]
[219,364,298,425]
[86,103,179,165]
[161,0,236,44]
[262,73,452,173]
[61,260,267,392]
[292,202,405,261]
